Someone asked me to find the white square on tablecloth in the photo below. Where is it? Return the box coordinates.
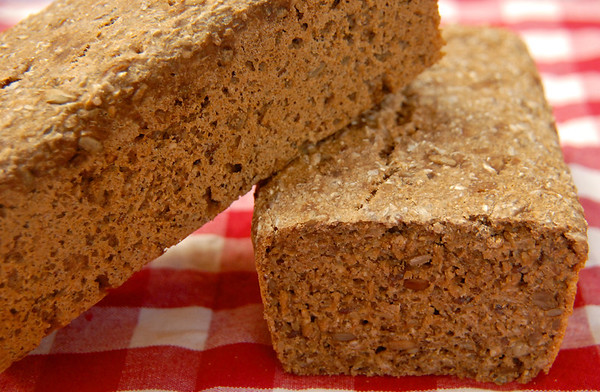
[586,305,600,346]
[502,0,561,22]
[521,30,572,62]
[570,164,600,204]
[562,307,597,350]
[587,228,600,269]
[148,234,224,272]
[438,0,459,23]
[558,117,600,147]
[542,74,586,106]
[129,307,212,351]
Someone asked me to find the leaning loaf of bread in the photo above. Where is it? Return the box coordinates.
[252,26,588,384]
[0,0,443,371]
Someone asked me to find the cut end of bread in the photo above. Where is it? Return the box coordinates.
[256,220,585,384]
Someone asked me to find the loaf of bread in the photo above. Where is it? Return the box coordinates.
[0,0,443,371]
[252,26,588,384]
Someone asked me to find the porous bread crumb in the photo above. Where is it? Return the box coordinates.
[252,26,588,384]
[0,0,443,371]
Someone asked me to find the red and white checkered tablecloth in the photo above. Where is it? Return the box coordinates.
[1,0,600,391]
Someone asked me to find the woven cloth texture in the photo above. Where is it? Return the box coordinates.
[1,0,600,391]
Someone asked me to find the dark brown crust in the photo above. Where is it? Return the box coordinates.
[0,0,443,371]
[252,26,588,384]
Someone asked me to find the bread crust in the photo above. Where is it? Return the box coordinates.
[0,0,443,370]
[252,26,588,384]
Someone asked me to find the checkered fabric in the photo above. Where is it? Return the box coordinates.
[1,0,600,391]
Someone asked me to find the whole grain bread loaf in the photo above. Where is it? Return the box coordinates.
[0,0,443,371]
[252,26,588,384]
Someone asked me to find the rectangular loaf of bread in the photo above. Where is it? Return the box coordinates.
[252,26,588,384]
[0,0,443,371]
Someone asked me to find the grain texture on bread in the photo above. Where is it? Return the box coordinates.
[252,26,588,384]
[0,0,443,371]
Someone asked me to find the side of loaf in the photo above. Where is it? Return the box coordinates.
[0,0,443,371]
[252,26,588,384]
